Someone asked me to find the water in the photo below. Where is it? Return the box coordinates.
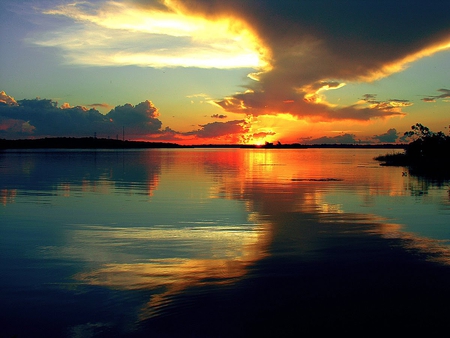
[1,148,450,337]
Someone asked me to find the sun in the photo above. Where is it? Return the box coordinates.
[253,140,265,146]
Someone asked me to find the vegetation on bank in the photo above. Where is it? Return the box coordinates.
[0,136,407,150]
[0,137,185,149]
[375,123,450,171]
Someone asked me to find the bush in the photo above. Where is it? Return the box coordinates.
[404,124,450,164]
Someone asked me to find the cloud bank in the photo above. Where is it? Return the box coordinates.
[33,1,450,123]
[48,0,450,124]
[372,129,399,143]
[184,120,248,143]
[201,0,450,122]
[0,92,165,139]
[0,92,250,143]
[300,133,358,145]
[15,1,450,142]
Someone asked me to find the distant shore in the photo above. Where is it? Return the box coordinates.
[0,137,407,150]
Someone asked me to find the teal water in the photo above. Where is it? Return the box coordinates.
[1,148,450,337]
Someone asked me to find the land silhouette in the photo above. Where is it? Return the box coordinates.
[0,137,405,150]
[0,137,184,149]
[375,123,450,178]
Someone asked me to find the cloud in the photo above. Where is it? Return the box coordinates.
[87,103,115,110]
[59,102,72,109]
[17,1,450,141]
[0,92,248,144]
[211,114,227,119]
[106,100,162,135]
[300,133,358,145]
[184,120,247,140]
[422,88,450,102]
[422,97,436,103]
[360,94,413,111]
[372,128,399,143]
[216,92,406,122]
[33,1,267,69]
[0,91,18,106]
[252,131,276,140]
[0,97,107,138]
[0,92,164,139]
[168,0,449,121]
[303,128,401,145]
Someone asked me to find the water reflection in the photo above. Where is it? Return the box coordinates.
[1,148,450,336]
[71,224,271,319]
[0,150,162,200]
[1,188,17,205]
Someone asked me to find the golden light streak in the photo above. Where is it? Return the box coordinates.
[300,82,346,106]
[111,51,261,69]
[360,40,450,82]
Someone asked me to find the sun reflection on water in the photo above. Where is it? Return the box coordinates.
[1,148,449,332]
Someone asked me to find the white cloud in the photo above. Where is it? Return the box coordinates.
[32,0,268,69]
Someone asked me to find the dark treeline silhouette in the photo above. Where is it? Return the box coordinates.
[0,137,185,149]
[375,123,450,177]
[0,137,408,150]
[259,142,405,149]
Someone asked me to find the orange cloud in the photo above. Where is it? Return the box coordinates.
[20,1,450,143]
[38,0,271,70]
[170,1,450,126]
[0,91,18,106]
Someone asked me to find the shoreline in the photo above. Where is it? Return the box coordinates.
[0,137,407,150]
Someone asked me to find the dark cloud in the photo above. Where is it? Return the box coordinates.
[0,98,107,138]
[106,100,162,136]
[162,0,450,121]
[252,131,276,140]
[211,114,227,119]
[422,97,436,103]
[0,93,249,143]
[361,94,377,101]
[422,88,450,102]
[87,103,114,110]
[0,94,164,139]
[399,134,410,143]
[184,120,247,139]
[372,128,399,143]
[436,88,450,99]
[360,94,413,111]
[300,133,358,145]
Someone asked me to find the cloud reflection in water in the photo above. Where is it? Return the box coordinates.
[70,223,271,319]
[2,148,450,333]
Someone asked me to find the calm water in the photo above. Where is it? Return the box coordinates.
[1,148,450,337]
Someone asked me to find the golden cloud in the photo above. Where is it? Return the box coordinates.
[37,0,271,70]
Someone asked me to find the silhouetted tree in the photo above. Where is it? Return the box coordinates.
[404,123,450,163]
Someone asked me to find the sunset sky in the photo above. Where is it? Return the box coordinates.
[1,0,449,144]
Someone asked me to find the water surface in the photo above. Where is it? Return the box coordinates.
[1,148,450,336]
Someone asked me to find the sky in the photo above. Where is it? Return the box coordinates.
[1,0,449,145]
